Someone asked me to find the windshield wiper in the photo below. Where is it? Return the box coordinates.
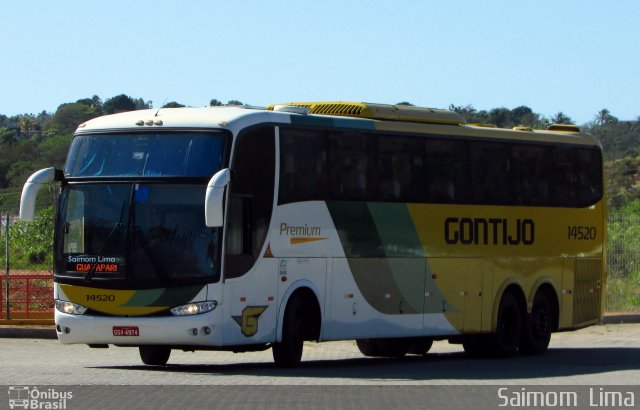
[83,203,125,284]
[134,226,170,280]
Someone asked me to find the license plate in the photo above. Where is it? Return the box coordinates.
[113,326,139,337]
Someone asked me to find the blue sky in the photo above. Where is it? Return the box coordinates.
[2,0,639,125]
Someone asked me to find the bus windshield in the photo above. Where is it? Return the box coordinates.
[64,131,227,177]
[57,183,221,285]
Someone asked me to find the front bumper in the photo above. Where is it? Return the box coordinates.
[55,309,222,346]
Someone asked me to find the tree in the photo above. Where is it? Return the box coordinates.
[47,103,98,135]
[551,112,573,125]
[488,108,511,128]
[209,99,223,106]
[75,95,103,113]
[17,115,37,136]
[510,106,533,126]
[162,101,185,108]
[595,108,618,125]
[35,111,52,129]
[396,102,414,106]
[133,98,152,110]
[227,100,243,106]
[0,127,17,144]
[103,94,137,114]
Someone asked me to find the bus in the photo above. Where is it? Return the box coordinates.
[20,101,605,367]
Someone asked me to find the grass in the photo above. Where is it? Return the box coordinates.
[605,271,640,312]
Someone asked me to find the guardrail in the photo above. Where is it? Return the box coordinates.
[1,275,54,320]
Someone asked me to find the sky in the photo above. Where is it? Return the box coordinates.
[1,0,639,125]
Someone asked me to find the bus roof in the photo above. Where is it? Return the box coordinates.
[76,102,601,147]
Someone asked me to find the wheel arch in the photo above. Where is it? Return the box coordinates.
[276,280,323,343]
[491,279,527,331]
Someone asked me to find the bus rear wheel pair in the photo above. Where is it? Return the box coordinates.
[463,290,553,357]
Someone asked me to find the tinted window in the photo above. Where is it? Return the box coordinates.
[511,144,552,205]
[277,126,602,208]
[470,142,511,204]
[424,139,469,203]
[575,147,603,206]
[329,132,373,200]
[225,127,275,279]
[377,135,424,202]
[65,132,227,177]
[279,129,328,204]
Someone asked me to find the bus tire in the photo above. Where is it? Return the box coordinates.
[408,338,433,356]
[462,335,489,357]
[139,346,171,366]
[272,296,304,368]
[488,291,523,357]
[519,292,553,355]
[356,339,411,358]
[356,339,381,357]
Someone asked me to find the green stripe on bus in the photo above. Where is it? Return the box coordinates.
[122,286,203,308]
[367,203,424,257]
[120,288,165,307]
[326,201,385,257]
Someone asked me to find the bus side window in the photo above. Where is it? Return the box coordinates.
[278,129,328,204]
[575,147,603,206]
[511,144,551,206]
[377,135,424,202]
[552,146,577,206]
[329,132,373,201]
[225,126,275,280]
[470,141,511,205]
[425,138,469,203]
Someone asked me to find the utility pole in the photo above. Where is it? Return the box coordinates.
[5,213,9,320]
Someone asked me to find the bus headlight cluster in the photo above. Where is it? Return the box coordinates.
[55,300,88,315]
[170,301,218,316]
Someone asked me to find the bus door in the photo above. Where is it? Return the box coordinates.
[222,126,278,345]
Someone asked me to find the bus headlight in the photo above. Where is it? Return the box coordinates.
[170,301,218,316]
[55,300,88,315]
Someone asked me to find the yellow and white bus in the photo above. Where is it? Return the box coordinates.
[20,102,605,367]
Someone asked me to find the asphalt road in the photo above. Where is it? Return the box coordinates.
[1,324,639,409]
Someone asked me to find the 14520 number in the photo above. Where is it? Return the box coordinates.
[567,226,597,240]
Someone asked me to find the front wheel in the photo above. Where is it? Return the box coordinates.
[139,346,171,366]
[272,297,304,368]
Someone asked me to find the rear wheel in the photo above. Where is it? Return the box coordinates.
[462,335,489,357]
[464,292,523,358]
[139,346,171,366]
[519,292,553,355]
[488,292,523,357]
[272,297,304,368]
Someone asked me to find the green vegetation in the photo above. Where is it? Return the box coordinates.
[0,207,54,270]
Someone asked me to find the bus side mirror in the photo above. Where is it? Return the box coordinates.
[20,167,63,221]
[205,168,231,227]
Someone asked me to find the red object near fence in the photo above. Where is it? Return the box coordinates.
[1,275,54,320]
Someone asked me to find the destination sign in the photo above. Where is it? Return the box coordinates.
[68,262,120,273]
[65,255,122,274]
